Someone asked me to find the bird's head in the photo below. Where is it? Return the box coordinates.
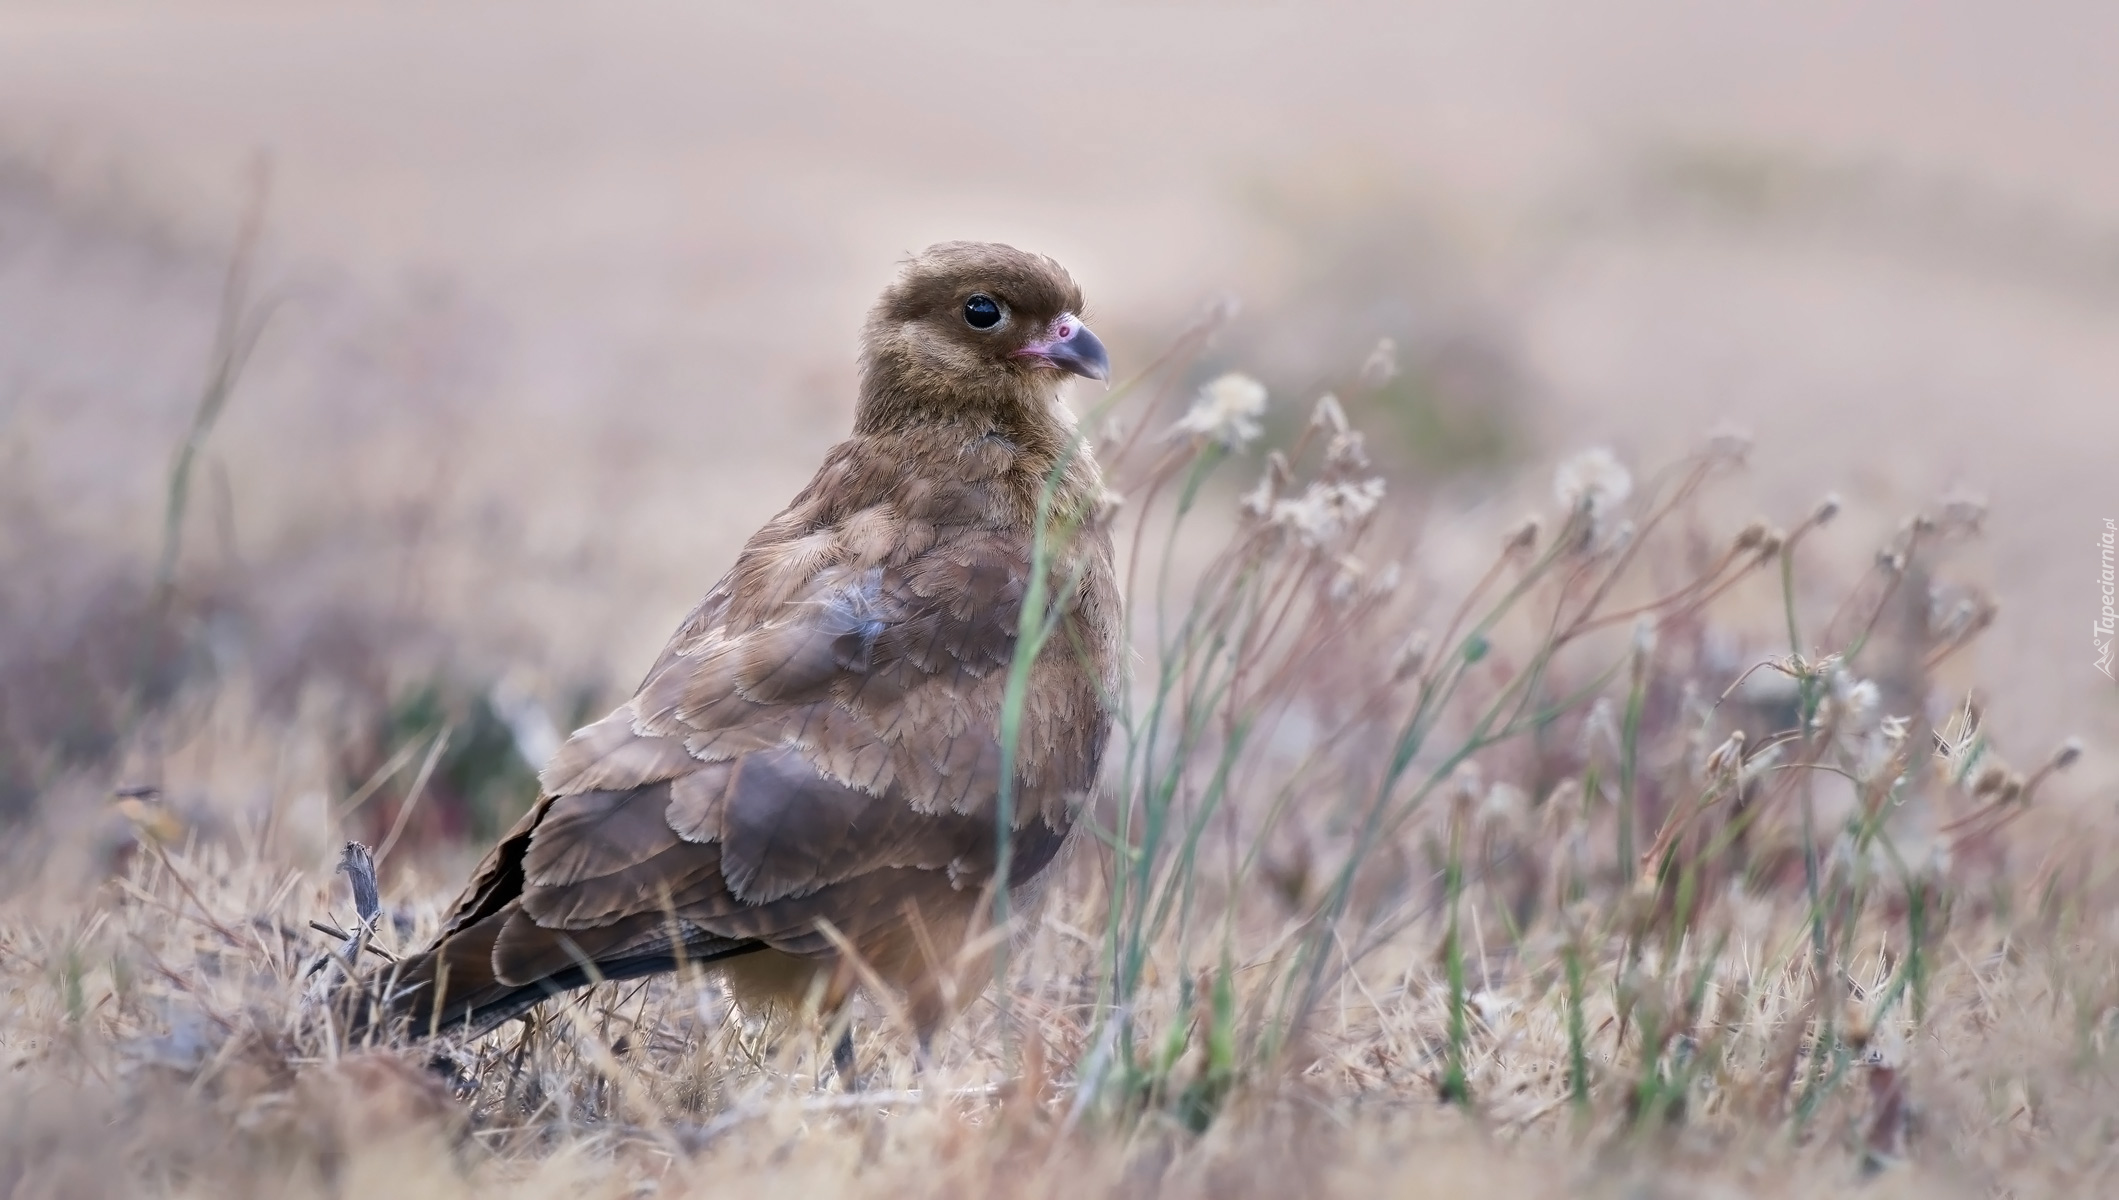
[856,242,1109,436]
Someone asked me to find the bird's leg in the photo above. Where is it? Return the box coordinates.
[832,1025,859,1091]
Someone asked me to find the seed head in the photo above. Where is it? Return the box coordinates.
[1704,729,1747,779]
[1477,783,1529,835]
[1358,337,1399,389]
[1502,515,1541,555]
[1581,697,1621,763]
[1733,519,1772,552]
[1391,630,1433,683]
[1935,491,1989,538]
[1631,616,1659,683]
[1450,761,1485,812]
[1172,372,1267,449]
[1269,478,1387,548]
[1240,450,1293,520]
[1704,424,1754,466]
[1969,762,2009,800]
[2052,738,2084,772]
[1310,392,1349,435]
[1325,429,1371,471]
[1327,555,1366,606]
[1553,447,1633,521]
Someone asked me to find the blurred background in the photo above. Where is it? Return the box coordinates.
[3,1,2114,859]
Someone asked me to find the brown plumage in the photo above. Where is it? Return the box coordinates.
[356,242,1119,1052]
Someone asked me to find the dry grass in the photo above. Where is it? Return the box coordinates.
[4,280,2114,1200]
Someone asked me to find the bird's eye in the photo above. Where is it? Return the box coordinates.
[962,294,1003,330]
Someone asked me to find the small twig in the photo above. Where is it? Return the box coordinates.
[338,842,382,927]
[336,841,385,967]
[308,920,398,963]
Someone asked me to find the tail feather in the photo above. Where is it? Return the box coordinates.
[342,901,763,1042]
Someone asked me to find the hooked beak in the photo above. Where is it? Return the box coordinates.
[1016,313,1110,383]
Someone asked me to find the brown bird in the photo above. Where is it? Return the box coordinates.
[355,243,1120,1071]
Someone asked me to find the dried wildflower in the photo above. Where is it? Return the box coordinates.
[1477,783,1529,835]
[1821,669,1904,783]
[1370,560,1403,596]
[1470,990,1517,1028]
[1969,762,2009,800]
[1269,478,1386,548]
[1929,588,1974,636]
[1359,337,1399,389]
[1391,630,1432,682]
[1836,674,1881,727]
[2054,737,2084,772]
[1502,515,1541,555]
[1997,773,2026,805]
[1240,450,1293,521]
[1311,392,1349,435]
[1310,388,1370,470]
[1171,372,1267,449]
[1325,429,1370,471]
[1327,555,1366,605]
[1449,761,1485,810]
[1738,741,1784,789]
[1703,730,1747,780]
[1704,424,1754,466]
[1934,490,1989,538]
[1553,447,1633,520]
[1631,616,1659,673]
[1581,697,1621,763]
[1733,519,1771,552]
[1810,493,1842,528]
[1930,587,1999,647]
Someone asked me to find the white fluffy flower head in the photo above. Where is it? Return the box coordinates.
[1173,372,1268,449]
[1553,447,1633,520]
[1270,477,1385,548]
